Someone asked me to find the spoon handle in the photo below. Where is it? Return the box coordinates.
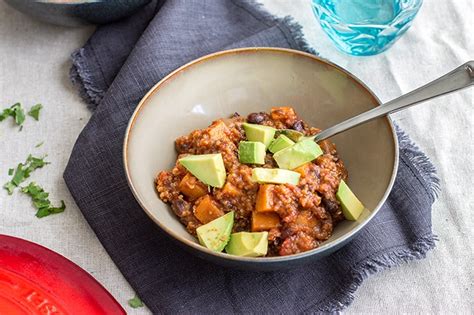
[314,61,474,142]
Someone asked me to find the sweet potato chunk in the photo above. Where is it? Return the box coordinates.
[293,163,311,176]
[295,210,318,229]
[207,120,229,141]
[251,212,281,232]
[179,173,208,200]
[194,195,224,224]
[222,182,240,196]
[255,184,274,212]
[271,106,296,121]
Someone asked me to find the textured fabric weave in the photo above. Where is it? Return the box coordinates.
[65,0,439,312]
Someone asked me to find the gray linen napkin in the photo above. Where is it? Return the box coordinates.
[65,0,439,313]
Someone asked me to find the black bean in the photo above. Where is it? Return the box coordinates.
[292,120,304,132]
[322,198,340,215]
[175,141,190,153]
[247,112,267,124]
[280,225,296,239]
[171,199,191,217]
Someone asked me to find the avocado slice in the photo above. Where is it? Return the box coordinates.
[252,168,300,185]
[196,211,234,252]
[239,141,266,164]
[273,139,323,170]
[268,135,294,153]
[336,180,365,221]
[225,231,268,257]
[179,154,226,188]
[242,123,276,148]
[274,129,304,142]
[298,135,316,142]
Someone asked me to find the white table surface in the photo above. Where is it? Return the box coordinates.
[1,0,472,313]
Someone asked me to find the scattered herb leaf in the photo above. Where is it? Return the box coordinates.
[11,166,27,187]
[3,155,49,194]
[21,182,66,218]
[28,104,43,121]
[0,103,25,126]
[8,168,14,176]
[4,182,16,195]
[0,110,9,121]
[35,141,44,148]
[128,296,144,308]
[12,103,26,125]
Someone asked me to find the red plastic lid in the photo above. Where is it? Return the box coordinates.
[0,234,126,315]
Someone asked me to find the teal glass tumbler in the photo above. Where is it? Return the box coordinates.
[311,0,423,56]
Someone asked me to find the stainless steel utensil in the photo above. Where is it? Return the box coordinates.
[315,61,474,142]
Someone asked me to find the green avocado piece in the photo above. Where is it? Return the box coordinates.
[273,139,323,170]
[225,231,268,257]
[252,168,300,185]
[179,154,226,188]
[196,211,234,252]
[242,123,276,148]
[268,135,294,153]
[336,180,365,221]
[239,141,266,164]
[298,135,316,142]
[274,129,305,142]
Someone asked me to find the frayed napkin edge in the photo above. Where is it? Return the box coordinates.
[232,0,319,56]
[69,0,319,111]
[396,125,441,202]
[316,234,438,312]
[314,126,440,312]
[70,47,105,111]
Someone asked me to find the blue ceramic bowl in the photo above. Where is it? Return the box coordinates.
[5,0,152,27]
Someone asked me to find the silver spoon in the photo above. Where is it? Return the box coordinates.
[314,61,474,142]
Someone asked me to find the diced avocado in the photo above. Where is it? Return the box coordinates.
[298,135,316,142]
[268,135,294,153]
[225,231,268,257]
[252,168,300,185]
[179,154,226,188]
[242,123,276,148]
[196,211,234,252]
[273,139,323,170]
[274,129,304,142]
[239,141,266,164]
[336,180,365,221]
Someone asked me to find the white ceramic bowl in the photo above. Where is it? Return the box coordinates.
[124,48,398,270]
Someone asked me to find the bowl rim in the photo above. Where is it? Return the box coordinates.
[123,47,399,263]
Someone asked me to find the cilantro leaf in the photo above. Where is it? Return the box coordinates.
[128,296,144,308]
[28,104,43,121]
[35,141,44,148]
[0,103,25,126]
[8,168,14,176]
[10,103,25,126]
[21,182,65,218]
[11,165,27,186]
[3,182,16,195]
[0,108,12,121]
[26,154,49,171]
[48,200,66,214]
[4,155,49,194]
[35,207,51,218]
